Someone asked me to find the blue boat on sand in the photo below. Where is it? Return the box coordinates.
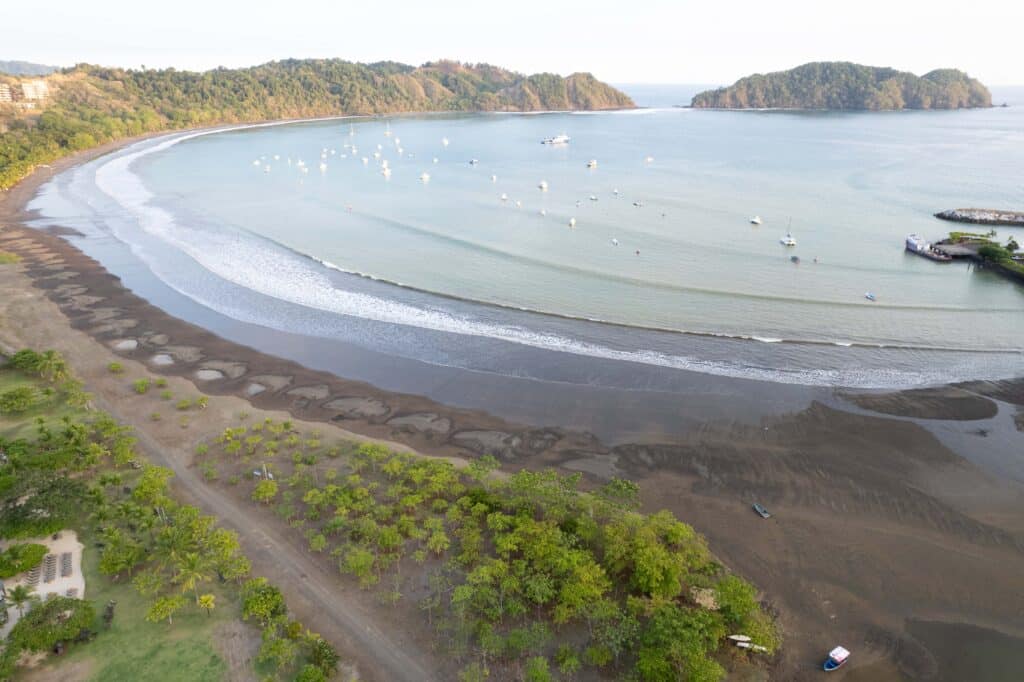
[823,646,850,671]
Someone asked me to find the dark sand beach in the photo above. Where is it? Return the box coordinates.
[2,137,1023,680]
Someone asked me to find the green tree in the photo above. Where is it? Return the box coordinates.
[198,593,216,616]
[252,479,279,504]
[146,594,186,625]
[173,551,212,602]
[241,578,287,625]
[7,584,35,617]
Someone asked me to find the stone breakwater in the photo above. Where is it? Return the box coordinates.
[935,208,1024,226]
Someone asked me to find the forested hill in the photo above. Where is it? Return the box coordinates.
[0,60,58,76]
[0,59,633,189]
[691,62,992,110]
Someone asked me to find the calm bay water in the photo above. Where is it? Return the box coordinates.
[31,86,1024,389]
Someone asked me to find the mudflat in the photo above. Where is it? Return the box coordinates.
[2,144,1023,681]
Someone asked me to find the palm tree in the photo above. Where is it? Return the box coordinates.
[8,584,34,618]
[37,350,68,383]
[173,552,212,603]
[197,593,215,616]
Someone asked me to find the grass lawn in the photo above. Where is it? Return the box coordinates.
[0,371,83,442]
[18,526,236,682]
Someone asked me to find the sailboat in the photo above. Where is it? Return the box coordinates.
[780,218,796,246]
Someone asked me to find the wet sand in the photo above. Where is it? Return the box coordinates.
[3,138,1024,681]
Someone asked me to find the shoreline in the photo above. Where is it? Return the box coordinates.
[4,130,1024,681]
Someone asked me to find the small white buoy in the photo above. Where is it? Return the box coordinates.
[539,209,547,216]
[381,167,392,178]
[273,154,280,161]
[644,156,654,163]
[538,180,548,191]
[569,217,576,228]
[433,157,439,164]
[611,238,619,246]
[420,172,430,183]
[491,175,498,183]
[515,200,522,208]
[361,157,369,165]
[587,159,598,168]
[442,137,450,147]
[589,195,598,201]
[500,193,508,202]
[252,159,261,166]
[319,162,327,172]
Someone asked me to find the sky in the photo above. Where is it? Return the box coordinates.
[6,0,1023,85]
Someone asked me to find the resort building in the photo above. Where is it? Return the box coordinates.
[19,79,49,101]
[0,84,11,103]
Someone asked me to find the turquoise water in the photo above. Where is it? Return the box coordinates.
[31,87,1024,388]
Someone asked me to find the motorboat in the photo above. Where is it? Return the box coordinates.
[469,159,479,166]
[824,646,850,672]
[538,180,548,191]
[750,215,762,225]
[587,159,598,168]
[864,292,877,301]
[419,172,430,183]
[569,217,576,228]
[542,134,571,145]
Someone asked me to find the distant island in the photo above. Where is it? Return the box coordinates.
[691,62,992,110]
[0,59,633,189]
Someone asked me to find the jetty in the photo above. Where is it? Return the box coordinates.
[934,208,1024,226]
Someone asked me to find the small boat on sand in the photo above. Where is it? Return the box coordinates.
[864,292,876,302]
[750,215,762,225]
[824,646,850,671]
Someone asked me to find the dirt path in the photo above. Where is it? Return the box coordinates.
[121,405,436,682]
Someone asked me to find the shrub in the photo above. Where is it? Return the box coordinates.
[108,362,124,374]
[0,386,37,414]
[201,461,218,481]
[150,412,162,422]
[196,396,209,409]
[0,543,48,578]
[176,398,192,411]
[154,377,168,387]
[159,390,173,401]
[132,378,151,394]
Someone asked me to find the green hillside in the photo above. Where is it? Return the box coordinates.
[0,59,633,189]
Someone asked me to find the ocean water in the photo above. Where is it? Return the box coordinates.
[30,87,1024,389]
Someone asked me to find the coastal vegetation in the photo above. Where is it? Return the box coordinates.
[0,59,633,189]
[691,62,991,110]
[197,418,780,680]
[0,349,340,680]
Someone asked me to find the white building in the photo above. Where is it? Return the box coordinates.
[19,80,49,101]
[0,84,11,103]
